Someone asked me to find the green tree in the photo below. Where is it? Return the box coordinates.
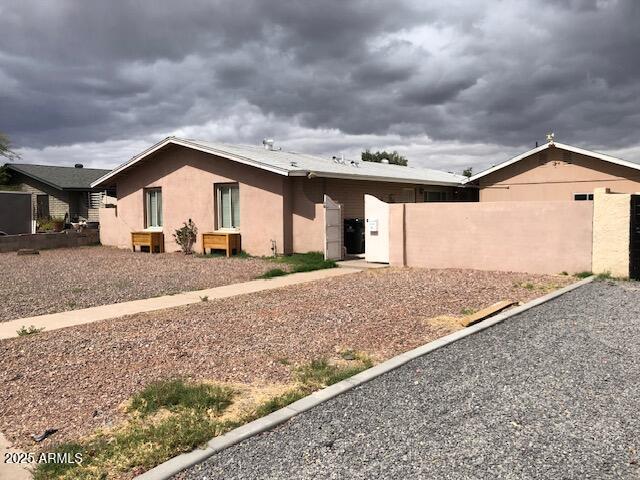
[462,167,473,178]
[0,166,11,185]
[0,133,19,161]
[361,149,408,166]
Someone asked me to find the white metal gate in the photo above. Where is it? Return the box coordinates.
[323,195,343,260]
[364,194,390,263]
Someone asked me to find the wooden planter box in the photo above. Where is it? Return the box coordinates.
[202,232,241,257]
[131,231,164,253]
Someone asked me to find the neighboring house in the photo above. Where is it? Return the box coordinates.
[468,139,640,201]
[92,136,473,256]
[2,163,112,224]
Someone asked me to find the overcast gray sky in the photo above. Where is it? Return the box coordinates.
[1,0,639,172]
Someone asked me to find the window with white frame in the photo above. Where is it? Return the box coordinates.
[574,193,594,201]
[145,188,162,228]
[216,183,240,229]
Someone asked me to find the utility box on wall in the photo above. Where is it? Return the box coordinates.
[0,191,32,235]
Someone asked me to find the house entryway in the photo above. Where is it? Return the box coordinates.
[323,195,343,260]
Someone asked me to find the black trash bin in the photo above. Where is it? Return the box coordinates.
[344,218,365,254]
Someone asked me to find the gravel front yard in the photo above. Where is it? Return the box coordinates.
[0,246,278,321]
[0,268,572,451]
[177,280,640,480]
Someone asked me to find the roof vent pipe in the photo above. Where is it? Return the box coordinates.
[75,163,83,168]
[262,138,275,150]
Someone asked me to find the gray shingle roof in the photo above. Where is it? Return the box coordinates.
[5,163,111,190]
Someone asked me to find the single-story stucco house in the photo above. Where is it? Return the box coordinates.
[468,138,640,201]
[2,163,112,223]
[92,136,474,256]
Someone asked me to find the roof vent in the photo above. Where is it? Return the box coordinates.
[350,160,359,167]
[262,138,275,150]
[74,163,83,168]
[332,153,347,164]
[290,161,298,167]
[381,159,389,164]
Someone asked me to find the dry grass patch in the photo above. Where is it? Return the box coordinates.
[33,356,374,479]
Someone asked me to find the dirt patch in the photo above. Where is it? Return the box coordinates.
[0,268,574,449]
[0,246,277,321]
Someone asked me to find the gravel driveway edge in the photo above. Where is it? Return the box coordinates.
[135,275,595,480]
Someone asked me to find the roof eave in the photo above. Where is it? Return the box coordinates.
[468,141,640,183]
[91,137,291,188]
[306,170,464,186]
[5,165,64,190]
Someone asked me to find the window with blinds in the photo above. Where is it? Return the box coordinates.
[145,188,162,228]
[216,184,240,229]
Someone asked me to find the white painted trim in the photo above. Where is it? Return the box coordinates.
[467,141,640,183]
[135,275,595,480]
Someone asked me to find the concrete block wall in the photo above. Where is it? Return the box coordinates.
[592,188,632,278]
[0,230,100,253]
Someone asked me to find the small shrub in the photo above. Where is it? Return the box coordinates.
[460,307,476,316]
[595,271,613,280]
[173,219,198,255]
[129,379,234,416]
[16,325,44,336]
[575,271,593,279]
[560,271,568,276]
[200,295,209,302]
[295,358,373,389]
[258,268,288,279]
[253,389,307,417]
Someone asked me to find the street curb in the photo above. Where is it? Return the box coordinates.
[135,275,595,480]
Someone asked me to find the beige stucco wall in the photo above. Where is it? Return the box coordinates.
[592,188,631,278]
[390,201,593,274]
[290,177,325,253]
[479,146,640,201]
[105,145,288,256]
[98,207,132,248]
[99,145,465,257]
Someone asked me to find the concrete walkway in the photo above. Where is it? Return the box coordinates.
[0,267,361,340]
[335,258,388,269]
[0,433,31,480]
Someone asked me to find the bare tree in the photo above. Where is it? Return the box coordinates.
[0,133,20,161]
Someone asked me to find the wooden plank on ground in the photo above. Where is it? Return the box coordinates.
[460,300,518,327]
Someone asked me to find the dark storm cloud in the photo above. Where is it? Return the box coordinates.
[1,0,640,155]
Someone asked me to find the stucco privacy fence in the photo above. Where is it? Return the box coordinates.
[365,188,636,277]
